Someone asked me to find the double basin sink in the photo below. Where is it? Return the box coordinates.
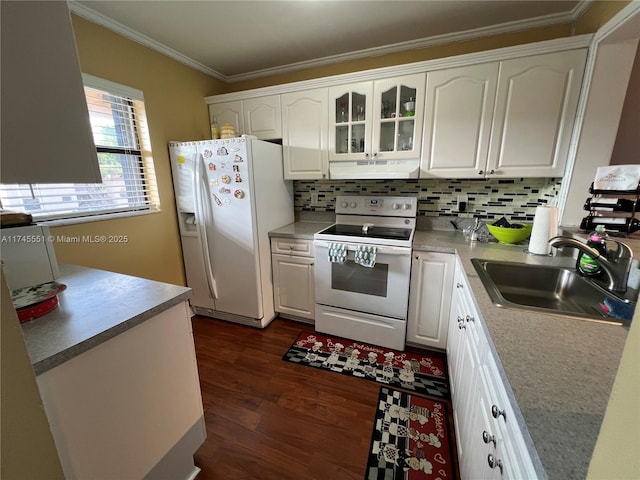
[471,258,636,324]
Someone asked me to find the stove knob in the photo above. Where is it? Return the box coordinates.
[403,203,412,210]
[350,201,357,208]
[392,203,400,210]
[341,201,348,208]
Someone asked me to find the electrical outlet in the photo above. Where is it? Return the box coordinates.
[311,193,319,205]
[457,194,468,213]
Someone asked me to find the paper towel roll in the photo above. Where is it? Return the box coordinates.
[528,206,558,255]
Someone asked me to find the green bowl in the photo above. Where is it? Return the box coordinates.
[486,223,533,244]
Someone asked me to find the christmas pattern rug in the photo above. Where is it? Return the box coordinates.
[366,387,456,480]
[282,332,450,400]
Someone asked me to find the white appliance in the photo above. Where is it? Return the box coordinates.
[314,195,417,349]
[168,136,294,328]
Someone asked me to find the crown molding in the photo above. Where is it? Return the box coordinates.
[204,34,593,103]
[68,1,227,81]
[69,0,594,84]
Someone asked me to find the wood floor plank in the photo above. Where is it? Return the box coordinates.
[191,315,456,479]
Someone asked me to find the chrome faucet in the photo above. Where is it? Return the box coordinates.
[548,236,634,293]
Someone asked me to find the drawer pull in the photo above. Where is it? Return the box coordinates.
[491,404,507,421]
[457,282,463,288]
[466,315,475,323]
[482,430,496,447]
[487,454,503,473]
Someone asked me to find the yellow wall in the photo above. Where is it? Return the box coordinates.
[574,0,630,35]
[49,16,225,285]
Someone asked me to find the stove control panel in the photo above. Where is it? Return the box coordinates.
[335,195,417,217]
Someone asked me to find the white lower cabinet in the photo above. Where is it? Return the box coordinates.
[36,302,206,480]
[448,257,539,479]
[407,251,455,349]
[271,237,315,322]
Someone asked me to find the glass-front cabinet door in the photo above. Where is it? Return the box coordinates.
[328,82,373,161]
[372,73,426,160]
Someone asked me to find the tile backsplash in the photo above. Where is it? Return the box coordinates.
[294,178,562,223]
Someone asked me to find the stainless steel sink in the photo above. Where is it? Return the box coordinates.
[471,258,635,324]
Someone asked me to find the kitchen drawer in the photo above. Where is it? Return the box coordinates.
[270,237,314,257]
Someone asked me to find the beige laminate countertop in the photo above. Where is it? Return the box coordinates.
[413,230,632,480]
[270,221,634,479]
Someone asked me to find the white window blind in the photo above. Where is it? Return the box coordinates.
[0,75,159,222]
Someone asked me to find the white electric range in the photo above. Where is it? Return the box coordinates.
[313,195,417,350]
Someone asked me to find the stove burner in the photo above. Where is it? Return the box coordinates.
[318,224,412,241]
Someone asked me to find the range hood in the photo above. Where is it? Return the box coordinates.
[329,159,420,179]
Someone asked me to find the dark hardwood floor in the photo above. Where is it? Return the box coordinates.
[191,315,457,480]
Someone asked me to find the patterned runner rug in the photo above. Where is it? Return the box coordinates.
[366,387,457,479]
[282,331,450,400]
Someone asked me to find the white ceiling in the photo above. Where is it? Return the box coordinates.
[71,0,588,83]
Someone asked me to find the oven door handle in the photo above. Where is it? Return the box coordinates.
[314,240,410,256]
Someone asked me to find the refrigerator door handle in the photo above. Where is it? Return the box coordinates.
[193,151,219,300]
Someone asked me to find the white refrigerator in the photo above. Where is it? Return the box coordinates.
[168,136,294,328]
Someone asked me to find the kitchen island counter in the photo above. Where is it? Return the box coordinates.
[413,229,632,480]
[21,264,192,375]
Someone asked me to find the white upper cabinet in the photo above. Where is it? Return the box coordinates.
[372,74,426,161]
[487,49,587,178]
[209,95,281,140]
[421,63,499,178]
[281,88,329,180]
[328,82,374,160]
[243,95,282,140]
[328,74,425,161]
[421,49,587,178]
[209,100,244,137]
[1,1,101,184]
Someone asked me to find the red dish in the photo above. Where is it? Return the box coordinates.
[17,296,59,323]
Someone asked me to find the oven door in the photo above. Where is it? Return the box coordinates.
[314,240,411,320]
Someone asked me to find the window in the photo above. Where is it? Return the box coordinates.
[0,75,159,223]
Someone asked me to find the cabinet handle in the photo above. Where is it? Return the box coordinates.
[456,282,463,288]
[466,315,475,323]
[487,454,503,473]
[491,404,507,421]
[482,430,496,447]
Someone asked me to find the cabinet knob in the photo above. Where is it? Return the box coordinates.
[491,404,507,421]
[466,315,475,323]
[482,430,496,447]
[365,153,370,159]
[487,454,503,473]
[478,170,484,175]
[458,323,466,330]
[456,282,463,288]
[373,152,378,158]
